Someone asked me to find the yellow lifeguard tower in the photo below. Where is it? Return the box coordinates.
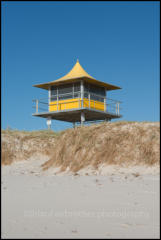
[32,60,122,128]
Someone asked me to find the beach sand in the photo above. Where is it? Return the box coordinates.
[2,157,160,239]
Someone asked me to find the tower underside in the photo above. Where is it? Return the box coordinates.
[32,107,121,123]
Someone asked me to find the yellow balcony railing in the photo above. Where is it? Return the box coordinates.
[32,96,122,116]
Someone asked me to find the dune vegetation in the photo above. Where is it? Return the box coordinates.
[2,122,160,172]
[1,129,59,165]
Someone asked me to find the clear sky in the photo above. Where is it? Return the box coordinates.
[1,1,160,131]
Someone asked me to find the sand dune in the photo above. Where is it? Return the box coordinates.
[2,122,160,238]
[2,122,160,173]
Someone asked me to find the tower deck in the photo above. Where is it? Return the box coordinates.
[32,107,121,123]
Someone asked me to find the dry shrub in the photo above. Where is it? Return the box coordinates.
[1,142,15,165]
[42,122,160,172]
[1,129,57,165]
[2,122,160,170]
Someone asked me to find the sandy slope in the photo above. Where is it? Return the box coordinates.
[2,159,160,239]
[1,122,160,238]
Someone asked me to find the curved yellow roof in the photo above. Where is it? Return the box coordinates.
[33,60,121,91]
[54,59,95,82]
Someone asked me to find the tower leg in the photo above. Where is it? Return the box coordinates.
[81,112,85,126]
[46,117,52,130]
[73,122,76,128]
[105,118,110,122]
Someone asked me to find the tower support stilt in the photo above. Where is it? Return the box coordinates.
[47,117,52,130]
[81,112,85,126]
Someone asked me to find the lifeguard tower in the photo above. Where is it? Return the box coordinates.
[32,60,122,128]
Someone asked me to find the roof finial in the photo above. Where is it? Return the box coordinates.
[77,58,79,63]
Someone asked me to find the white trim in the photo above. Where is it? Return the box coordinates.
[81,80,84,108]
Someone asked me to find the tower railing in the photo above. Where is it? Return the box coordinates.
[32,91,122,116]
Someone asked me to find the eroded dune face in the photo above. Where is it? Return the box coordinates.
[1,130,57,165]
[41,122,160,172]
[1,122,160,174]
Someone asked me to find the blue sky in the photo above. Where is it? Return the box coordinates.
[1,1,160,131]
